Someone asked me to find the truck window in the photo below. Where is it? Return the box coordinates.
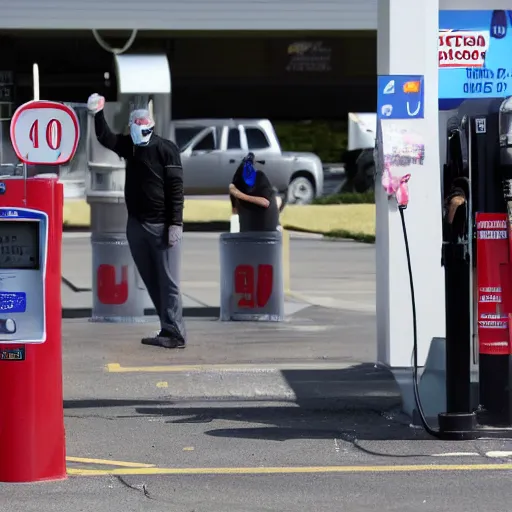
[245,127,270,150]
[175,127,204,150]
[227,128,241,149]
[193,131,215,151]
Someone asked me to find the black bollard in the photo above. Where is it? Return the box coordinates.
[438,184,477,438]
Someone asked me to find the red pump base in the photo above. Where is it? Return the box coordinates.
[0,177,66,482]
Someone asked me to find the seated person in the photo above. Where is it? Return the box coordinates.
[229,153,280,232]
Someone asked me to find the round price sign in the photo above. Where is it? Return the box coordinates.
[10,100,80,166]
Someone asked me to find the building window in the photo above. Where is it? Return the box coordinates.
[245,128,270,150]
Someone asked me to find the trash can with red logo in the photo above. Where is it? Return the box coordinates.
[88,191,152,322]
[219,231,284,321]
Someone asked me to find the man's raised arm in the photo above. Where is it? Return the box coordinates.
[87,93,131,158]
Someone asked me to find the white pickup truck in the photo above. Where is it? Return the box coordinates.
[170,118,324,204]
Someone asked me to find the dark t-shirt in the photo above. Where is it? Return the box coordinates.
[231,165,279,232]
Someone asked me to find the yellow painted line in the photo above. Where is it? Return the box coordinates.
[106,362,349,373]
[66,457,155,468]
[156,381,169,388]
[67,463,512,477]
[285,291,313,304]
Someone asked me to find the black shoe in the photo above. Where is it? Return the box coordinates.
[141,330,186,349]
[161,328,186,349]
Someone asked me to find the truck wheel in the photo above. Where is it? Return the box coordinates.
[353,149,376,193]
[287,175,315,205]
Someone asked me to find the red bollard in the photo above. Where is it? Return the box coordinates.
[0,177,66,482]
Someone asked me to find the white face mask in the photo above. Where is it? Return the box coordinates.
[130,123,153,145]
[129,109,155,146]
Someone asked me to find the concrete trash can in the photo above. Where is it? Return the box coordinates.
[91,232,149,322]
[87,191,152,322]
[219,231,284,321]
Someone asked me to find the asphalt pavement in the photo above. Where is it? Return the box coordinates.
[2,234,512,511]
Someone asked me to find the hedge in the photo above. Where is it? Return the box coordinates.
[312,191,375,205]
[273,120,348,164]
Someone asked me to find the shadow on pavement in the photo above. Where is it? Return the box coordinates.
[126,364,424,443]
[63,364,432,459]
[61,306,220,319]
[63,398,174,409]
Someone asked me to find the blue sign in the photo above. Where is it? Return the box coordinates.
[377,75,424,120]
[0,292,27,313]
[0,209,42,219]
[439,10,512,100]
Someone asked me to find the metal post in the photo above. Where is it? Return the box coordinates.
[282,228,290,294]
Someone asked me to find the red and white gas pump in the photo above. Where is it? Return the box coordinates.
[0,64,79,482]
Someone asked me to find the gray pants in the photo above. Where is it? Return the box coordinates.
[126,216,186,342]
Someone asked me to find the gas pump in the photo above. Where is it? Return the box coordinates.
[394,97,512,440]
[428,97,512,437]
[0,65,80,481]
[375,7,512,439]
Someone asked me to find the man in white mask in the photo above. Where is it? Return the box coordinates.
[87,93,186,349]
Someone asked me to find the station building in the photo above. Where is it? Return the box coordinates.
[0,0,378,121]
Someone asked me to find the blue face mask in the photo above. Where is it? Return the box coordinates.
[130,124,153,146]
[243,161,257,187]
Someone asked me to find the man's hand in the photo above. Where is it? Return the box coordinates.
[87,93,105,115]
[256,197,270,208]
[168,225,183,247]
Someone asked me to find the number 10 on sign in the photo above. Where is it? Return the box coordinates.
[10,100,80,166]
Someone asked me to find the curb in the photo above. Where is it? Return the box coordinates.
[63,222,230,233]
[62,307,220,319]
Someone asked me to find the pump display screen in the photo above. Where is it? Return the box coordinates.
[0,221,40,269]
[439,10,512,100]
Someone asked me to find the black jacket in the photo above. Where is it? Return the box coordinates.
[94,111,184,226]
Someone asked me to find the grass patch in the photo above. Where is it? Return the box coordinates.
[63,198,90,227]
[184,199,232,222]
[273,120,347,163]
[62,198,377,242]
[281,204,375,239]
[184,199,375,241]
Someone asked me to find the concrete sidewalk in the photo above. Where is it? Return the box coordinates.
[62,304,386,404]
[60,231,386,406]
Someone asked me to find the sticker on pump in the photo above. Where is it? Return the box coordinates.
[403,81,421,93]
[9,100,80,166]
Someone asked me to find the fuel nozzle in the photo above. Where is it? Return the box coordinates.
[443,177,470,253]
[381,164,410,209]
[396,174,411,209]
